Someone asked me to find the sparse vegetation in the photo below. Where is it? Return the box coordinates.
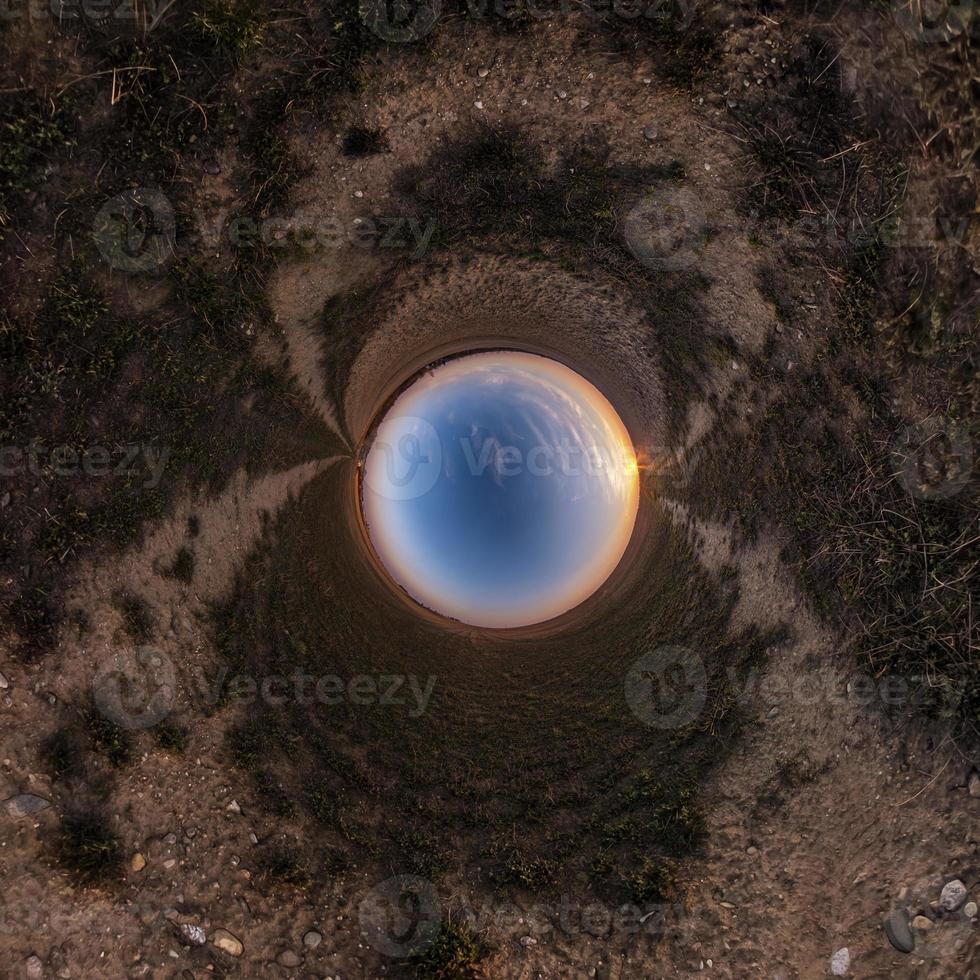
[86,706,134,768]
[410,920,486,980]
[56,811,122,883]
[626,856,681,904]
[154,721,188,753]
[260,843,311,887]
[0,95,75,227]
[806,446,979,735]
[190,0,266,60]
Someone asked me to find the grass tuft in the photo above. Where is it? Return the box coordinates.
[190,0,265,60]
[155,721,188,754]
[0,94,74,226]
[260,843,311,887]
[56,811,122,884]
[626,856,681,904]
[410,920,486,980]
[86,706,134,768]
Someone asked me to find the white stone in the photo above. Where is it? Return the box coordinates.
[179,923,206,946]
[830,947,849,976]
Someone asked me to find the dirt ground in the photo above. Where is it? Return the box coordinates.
[1,2,978,979]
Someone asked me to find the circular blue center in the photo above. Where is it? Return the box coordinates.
[361,352,639,628]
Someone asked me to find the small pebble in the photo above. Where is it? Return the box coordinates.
[277,949,302,968]
[830,947,849,976]
[179,923,207,946]
[964,901,977,919]
[303,930,322,948]
[212,929,244,957]
[883,909,914,953]
[131,853,146,872]
[5,794,50,818]
[940,879,968,912]
[477,67,490,78]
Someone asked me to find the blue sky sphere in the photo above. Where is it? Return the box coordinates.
[360,351,640,627]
